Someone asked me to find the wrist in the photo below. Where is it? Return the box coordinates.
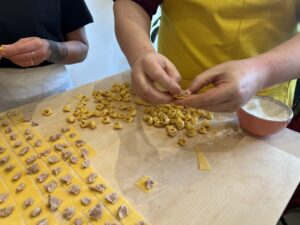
[46,39,68,63]
[131,50,156,67]
[249,55,274,90]
[43,39,51,60]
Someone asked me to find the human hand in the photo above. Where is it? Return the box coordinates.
[0,37,50,67]
[131,52,182,104]
[0,46,3,60]
[175,59,268,112]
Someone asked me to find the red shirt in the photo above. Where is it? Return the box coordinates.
[113,0,161,18]
[132,0,162,18]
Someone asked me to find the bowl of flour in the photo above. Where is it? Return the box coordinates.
[237,96,293,136]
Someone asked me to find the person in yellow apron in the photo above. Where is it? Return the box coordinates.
[113,0,300,112]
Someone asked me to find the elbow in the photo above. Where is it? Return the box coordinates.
[65,42,89,65]
[81,45,89,62]
[113,0,119,16]
[77,42,89,63]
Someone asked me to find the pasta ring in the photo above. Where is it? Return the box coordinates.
[42,109,53,116]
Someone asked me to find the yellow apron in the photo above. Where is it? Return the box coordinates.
[158,0,298,106]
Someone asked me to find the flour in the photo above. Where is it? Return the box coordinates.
[242,97,290,121]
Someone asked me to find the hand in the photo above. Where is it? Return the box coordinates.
[0,37,50,67]
[131,52,182,104]
[175,59,267,112]
[0,46,3,60]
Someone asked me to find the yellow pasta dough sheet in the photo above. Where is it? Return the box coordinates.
[4,111,23,123]
[103,193,149,225]
[0,177,26,225]
[195,145,212,171]
[2,118,96,224]
[136,176,158,193]
[0,118,90,224]
[2,113,150,225]
[61,126,96,157]
[0,136,60,224]
[47,189,91,224]
[8,124,122,223]
[82,201,120,224]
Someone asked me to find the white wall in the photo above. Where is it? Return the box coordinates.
[67,0,161,88]
[67,0,130,87]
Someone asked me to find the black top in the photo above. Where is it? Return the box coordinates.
[0,0,93,68]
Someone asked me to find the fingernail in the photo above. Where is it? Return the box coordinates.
[174,86,181,94]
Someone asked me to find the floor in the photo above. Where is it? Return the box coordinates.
[69,1,300,224]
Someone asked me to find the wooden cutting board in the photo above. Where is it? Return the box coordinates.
[10,71,300,225]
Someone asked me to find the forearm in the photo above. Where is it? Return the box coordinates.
[114,0,155,66]
[254,33,300,88]
[47,27,89,65]
[46,40,88,64]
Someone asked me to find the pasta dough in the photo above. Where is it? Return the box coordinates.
[195,146,211,171]
[1,113,150,225]
[136,176,157,193]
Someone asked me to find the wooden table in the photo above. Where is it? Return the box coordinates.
[10,71,300,225]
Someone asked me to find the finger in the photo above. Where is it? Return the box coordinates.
[134,79,174,104]
[1,37,33,55]
[176,85,234,108]
[163,59,182,84]
[11,59,32,68]
[8,53,42,67]
[10,58,40,68]
[132,69,174,104]
[1,38,32,49]
[188,68,222,93]
[197,100,240,112]
[1,40,38,57]
[133,72,174,104]
[8,51,34,62]
[144,60,181,95]
[143,87,174,104]
[176,93,238,112]
[0,46,4,56]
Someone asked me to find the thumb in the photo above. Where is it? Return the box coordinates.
[176,84,232,108]
[188,67,222,93]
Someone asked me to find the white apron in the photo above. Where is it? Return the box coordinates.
[0,64,72,112]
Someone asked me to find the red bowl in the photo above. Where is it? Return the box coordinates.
[237,96,293,137]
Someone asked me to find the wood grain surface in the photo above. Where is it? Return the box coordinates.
[8,71,300,225]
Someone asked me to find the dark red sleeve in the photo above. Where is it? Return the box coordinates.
[132,0,162,18]
[113,0,162,19]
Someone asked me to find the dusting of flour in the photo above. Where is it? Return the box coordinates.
[242,97,290,121]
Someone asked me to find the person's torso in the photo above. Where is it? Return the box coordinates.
[159,0,298,79]
[0,0,64,68]
[158,0,298,106]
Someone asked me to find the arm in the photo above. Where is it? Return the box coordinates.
[47,27,89,64]
[255,33,300,87]
[114,0,154,66]
[114,0,181,104]
[0,26,89,67]
[176,34,300,112]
